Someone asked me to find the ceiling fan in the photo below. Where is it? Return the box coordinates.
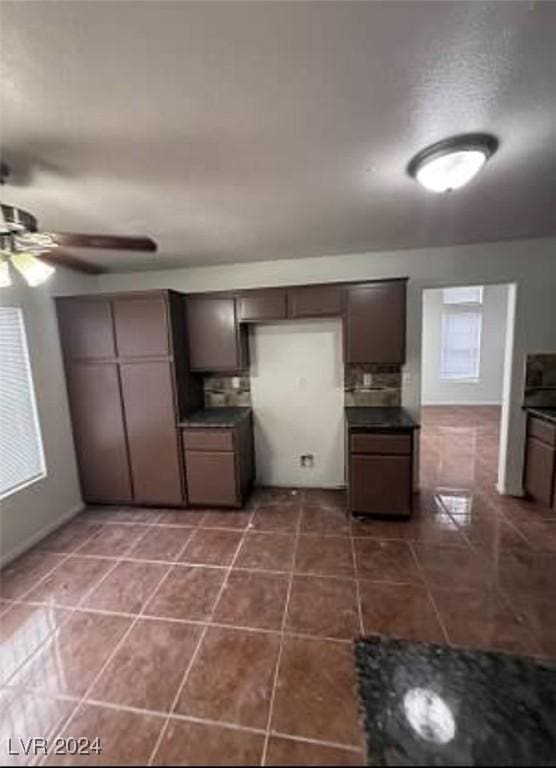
[0,161,157,287]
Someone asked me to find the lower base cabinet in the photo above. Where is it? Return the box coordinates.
[524,415,556,508]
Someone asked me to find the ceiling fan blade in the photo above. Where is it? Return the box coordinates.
[45,233,157,251]
[38,249,105,275]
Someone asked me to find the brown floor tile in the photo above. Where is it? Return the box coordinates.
[180,528,243,566]
[90,618,202,712]
[358,581,445,643]
[286,575,360,639]
[45,703,164,766]
[353,539,422,584]
[303,488,346,509]
[235,532,296,572]
[253,487,302,505]
[251,503,301,532]
[154,509,205,526]
[76,524,147,557]
[126,525,194,562]
[495,547,556,595]
[266,736,363,766]
[512,518,556,554]
[271,635,362,746]
[350,514,468,547]
[295,535,354,577]
[511,593,556,658]
[213,569,288,630]
[200,509,253,529]
[175,626,280,728]
[412,543,494,590]
[0,691,75,767]
[432,588,539,655]
[37,520,101,554]
[83,560,168,614]
[1,603,68,686]
[453,516,529,552]
[84,507,161,524]
[145,564,226,621]
[152,718,265,766]
[0,552,65,600]
[13,611,131,696]
[300,505,350,536]
[24,556,114,607]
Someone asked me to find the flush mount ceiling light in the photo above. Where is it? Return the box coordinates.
[407,133,498,193]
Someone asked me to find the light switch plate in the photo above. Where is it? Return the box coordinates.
[363,373,372,388]
[232,376,240,389]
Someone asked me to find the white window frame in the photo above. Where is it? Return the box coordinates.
[0,307,47,499]
[439,286,484,382]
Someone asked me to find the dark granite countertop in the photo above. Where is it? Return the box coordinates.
[180,407,252,428]
[355,636,556,766]
[345,406,419,431]
[526,407,556,425]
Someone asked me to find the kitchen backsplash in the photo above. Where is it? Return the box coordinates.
[204,364,402,408]
[203,375,252,407]
[344,363,402,407]
[523,353,556,407]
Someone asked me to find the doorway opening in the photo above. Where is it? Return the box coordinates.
[420,283,515,520]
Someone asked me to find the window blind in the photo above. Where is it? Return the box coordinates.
[440,311,482,381]
[0,307,46,498]
[442,286,484,305]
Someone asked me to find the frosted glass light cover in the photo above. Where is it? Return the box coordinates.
[11,252,55,286]
[416,149,487,193]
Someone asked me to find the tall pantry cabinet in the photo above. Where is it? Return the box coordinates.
[56,290,201,506]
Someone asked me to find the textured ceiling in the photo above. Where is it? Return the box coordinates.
[1,0,555,272]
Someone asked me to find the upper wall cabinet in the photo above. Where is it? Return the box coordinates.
[287,285,343,318]
[113,294,170,358]
[345,280,406,364]
[238,289,287,322]
[186,296,249,372]
[57,298,115,360]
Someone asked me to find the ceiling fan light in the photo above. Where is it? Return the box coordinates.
[0,259,12,287]
[408,133,498,193]
[11,251,55,286]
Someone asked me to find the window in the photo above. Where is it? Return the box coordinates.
[0,307,46,498]
[442,286,484,305]
[440,311,482,381]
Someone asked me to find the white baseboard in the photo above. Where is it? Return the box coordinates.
[1,502,85,569]
[496,482,525,497]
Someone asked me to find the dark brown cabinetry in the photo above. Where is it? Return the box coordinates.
[347,429,414,516]
[238,289,287,322]
[345,280,406,364]
[183,415,254,507]
[57,291,194,507]
[287,285,343,318]
[524,414,556,507]
[186,296,249,372]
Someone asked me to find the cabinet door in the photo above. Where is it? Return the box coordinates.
[186,297,244,371]
[350,454,411,515]
[57,298,115,360]
[238,289,287,322]
[120,361,183,505]
[113,295,170,358]
[345,281,406,363]
[66,362,132,503]
[288,285,342,318]
[185,450,238,506]
[524,436,555,506]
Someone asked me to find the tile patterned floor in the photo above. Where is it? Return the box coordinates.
[1,405,555,765]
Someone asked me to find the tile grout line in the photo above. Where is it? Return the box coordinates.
[37,516,193,767]
[146,504,258,766]
[407,540,450,645]
[349,520,365,637]
[260,498,303,767]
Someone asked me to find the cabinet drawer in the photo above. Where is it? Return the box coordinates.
[528,416,556,447]
[351,433,411,455]
[183,429,234,451]
[185,450,237,506]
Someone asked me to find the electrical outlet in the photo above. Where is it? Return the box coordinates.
[300,453,314,468]
[363,373,372,388]
[231,376,240,390]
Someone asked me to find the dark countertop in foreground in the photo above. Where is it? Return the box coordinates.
[526,406,556,425]
[355,636,556,766]
[180,407,252,428]
[345,406,419,430]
